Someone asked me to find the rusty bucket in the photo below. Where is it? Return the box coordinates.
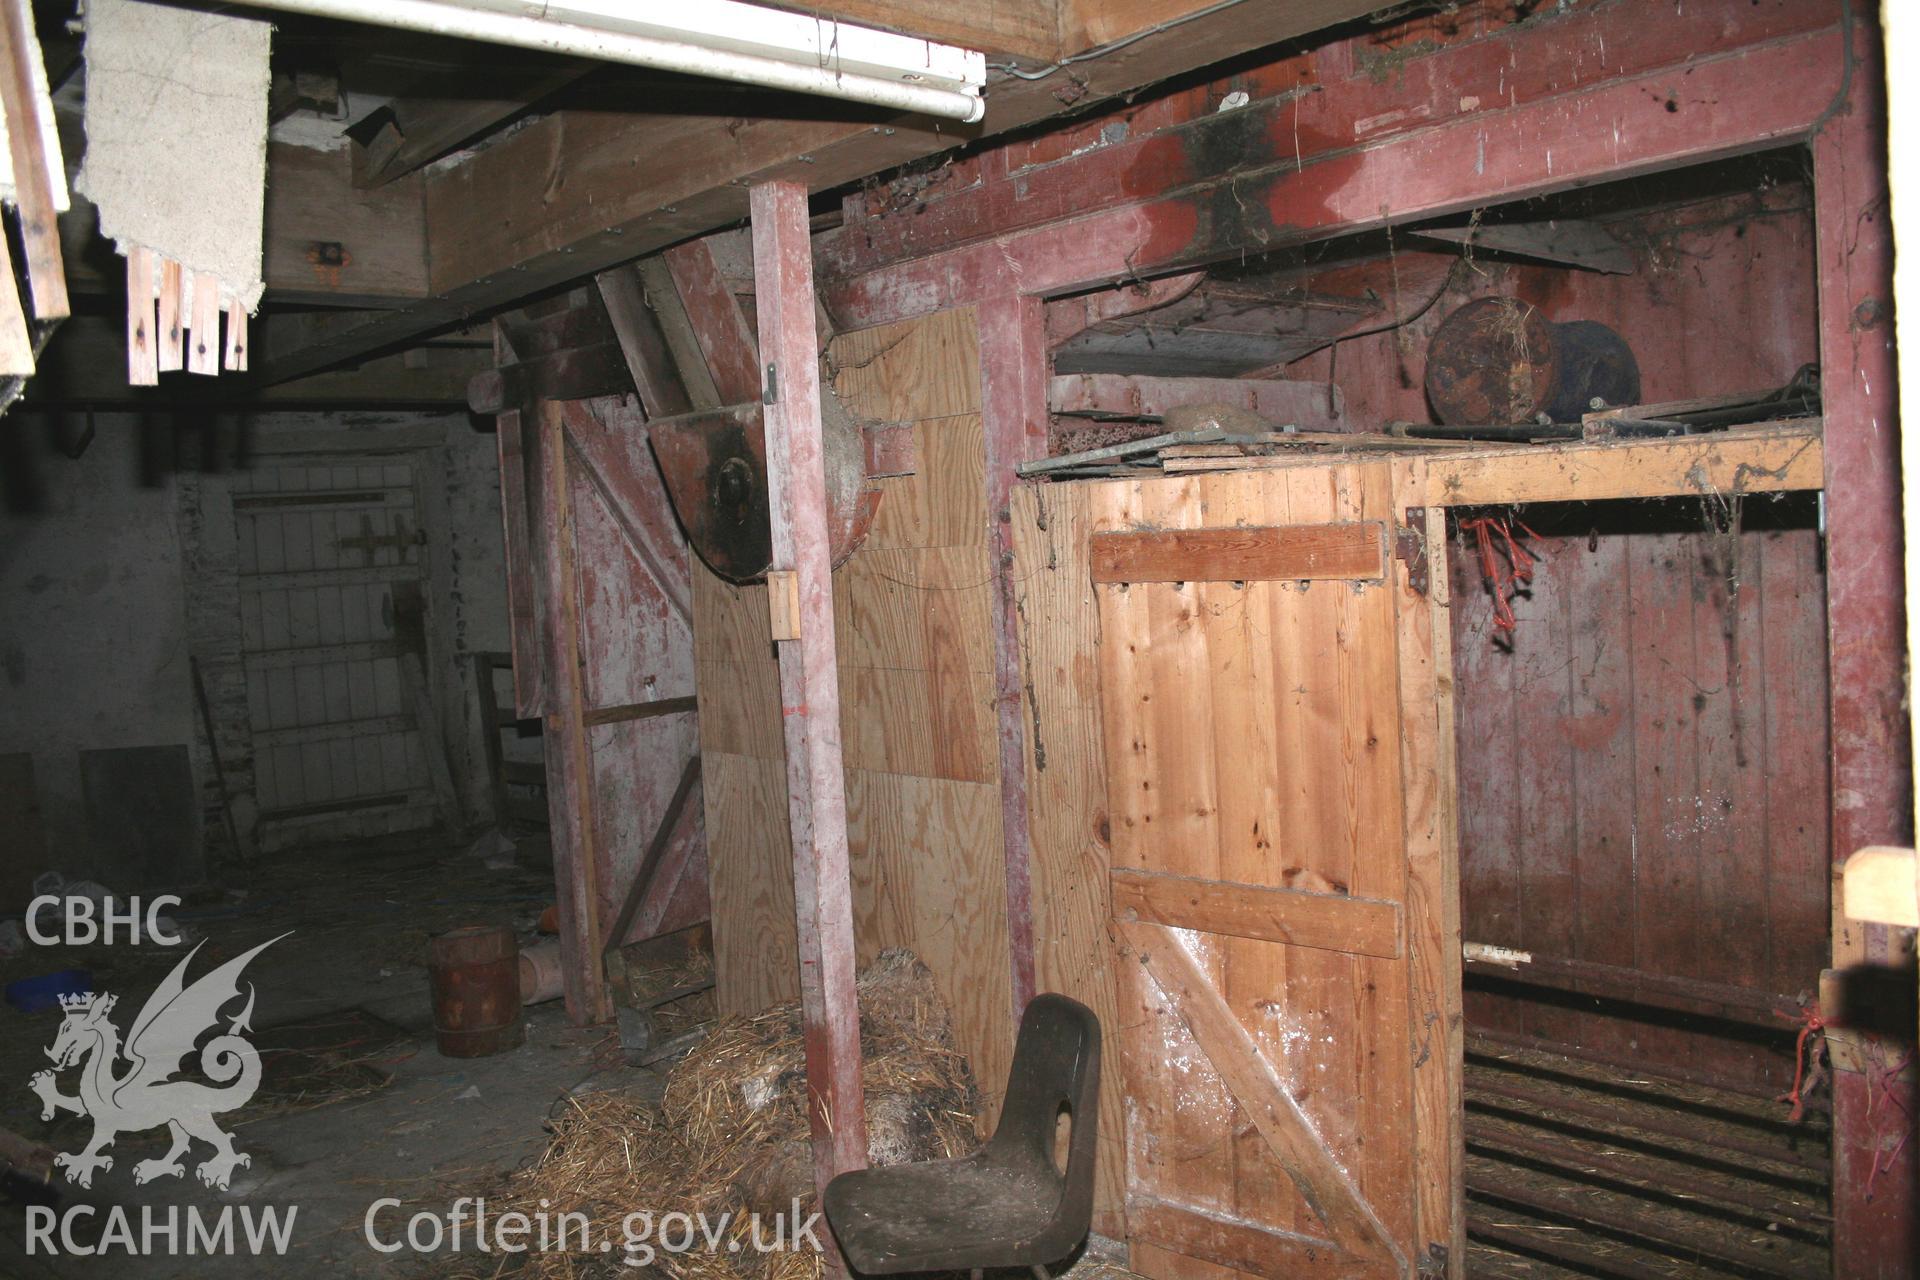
[429,924,525,1058]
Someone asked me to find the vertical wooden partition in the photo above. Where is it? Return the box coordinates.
[498,394,707,1023]
[1093,460,1459,1280]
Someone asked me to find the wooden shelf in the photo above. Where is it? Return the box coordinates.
[1428,419,1822,506]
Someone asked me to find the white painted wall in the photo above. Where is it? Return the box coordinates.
[1,413,515,873]
[0,424,198,885]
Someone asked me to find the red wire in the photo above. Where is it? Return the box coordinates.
[1459,515,1538,637]
[1778,1003,1826,1124]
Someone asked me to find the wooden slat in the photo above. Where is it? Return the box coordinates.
[1128,1196,1394,1280]
[980,293,1048,1020]
[1091,520,1385,583]
[1116,916,1402,1269]
[664,237,761,406]
[0,229,31,376]
[595,262,694,420]
[1010,481,1126,1235]
[1430,423,1823,506]
[602,754,702,957]
[561,401,694,624]
[125,246,158,386]
[187,270,221,376]
[1391,460,1465,1269]
[223,301,247,371]
[1112,868,1403,959]
[538,399,610,1023]
[582,695,698,728]
[495,408,547,718]
[157,257,184,372]
[0,0,67,320]
[399,650,460,825]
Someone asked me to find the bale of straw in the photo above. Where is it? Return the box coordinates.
[435,948,979,1280]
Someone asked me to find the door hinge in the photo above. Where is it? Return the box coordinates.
[1394,506,1430,596]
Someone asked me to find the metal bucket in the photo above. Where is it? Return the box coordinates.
[428,924,526,1058]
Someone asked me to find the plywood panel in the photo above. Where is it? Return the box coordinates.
[845,767,1010,1125]
[700,308,1021,1160]
[829,310,981,423]
[861,414,987,551]
[706,750,799,1014]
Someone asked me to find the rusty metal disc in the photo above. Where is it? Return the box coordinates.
[648,386,877,584]
[1425,296,1559,426]
[649,404,774,581]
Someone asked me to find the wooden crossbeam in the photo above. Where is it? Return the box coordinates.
[1115,917,1403,1269]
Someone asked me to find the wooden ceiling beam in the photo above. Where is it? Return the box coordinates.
[63,142,434,308]
[16,315,486,408]
[349,56,595,188]
[253,0,1385,385]
[762,0,1059,60]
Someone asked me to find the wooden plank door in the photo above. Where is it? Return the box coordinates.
[1091,460,1460,1280]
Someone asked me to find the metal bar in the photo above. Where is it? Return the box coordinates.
[602,755,702,959]
[979,292,1047,1020]
[751,180,868,1205]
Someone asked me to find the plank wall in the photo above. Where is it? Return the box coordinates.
[1010,480,1129,1235]
[1297,185,1832,1092]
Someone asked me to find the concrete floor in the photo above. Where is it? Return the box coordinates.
[1,835,651,1278]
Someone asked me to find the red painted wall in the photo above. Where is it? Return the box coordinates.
[1300,186,1831,1091]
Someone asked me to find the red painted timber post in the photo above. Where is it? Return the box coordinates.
[750,181,870,1214]
[534,399,612,1025]
[979,292,1048,1020]
[1815,11,1916,1275]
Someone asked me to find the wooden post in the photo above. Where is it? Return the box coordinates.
[751,180,868,1201]
[0,0,68,322]
[1814,12,1915,1276]
[979,293,1048,1019]
[535,399,611,1024]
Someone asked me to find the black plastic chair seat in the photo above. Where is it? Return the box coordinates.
[825,1152,1063,1273]
[824,992,1101,1277]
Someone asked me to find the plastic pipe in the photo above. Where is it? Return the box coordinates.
[227,0,986,122]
